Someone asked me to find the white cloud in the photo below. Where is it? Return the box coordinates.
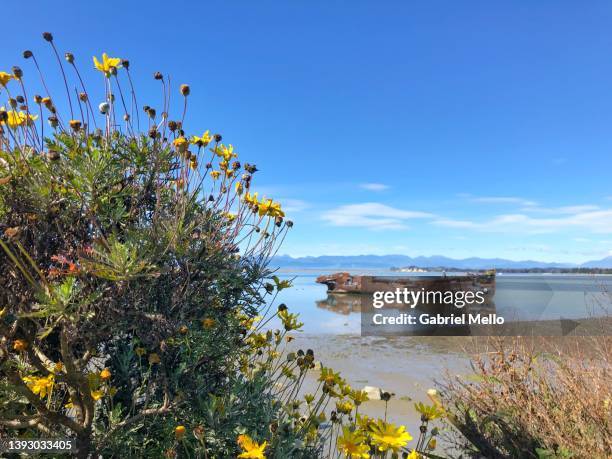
[434,208,612,234]
[521,204,600,214]
[322,202,434,230]
[360,183,390,191]
[279,199,310,213]
[467,196,538,207]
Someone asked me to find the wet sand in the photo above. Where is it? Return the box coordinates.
[288,334,472,429]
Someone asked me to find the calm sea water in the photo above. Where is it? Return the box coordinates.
[272,270,612,334]
[268,271,611,437]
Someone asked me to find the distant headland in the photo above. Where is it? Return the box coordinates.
[272,254,612,271]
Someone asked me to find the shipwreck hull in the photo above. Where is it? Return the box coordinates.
[316,272,495,295]
[315,272,496,315]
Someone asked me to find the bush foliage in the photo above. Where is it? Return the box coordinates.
[1,34,445,459]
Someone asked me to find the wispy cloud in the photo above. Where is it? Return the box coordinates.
[521,204,600,214]
[322,202,434,230]
[360,183,390,192]
[461,194,538,207]
[434,208,612,234]
[280,199,310,213]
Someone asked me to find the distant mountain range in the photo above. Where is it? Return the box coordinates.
[272,254,612,269]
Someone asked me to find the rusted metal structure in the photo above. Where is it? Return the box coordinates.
[315,272,496,296]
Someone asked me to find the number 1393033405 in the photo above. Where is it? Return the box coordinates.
[0,438,75,453]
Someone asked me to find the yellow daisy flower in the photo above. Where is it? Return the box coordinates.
[369,420,412,453]
[93,53,121,76]
[237,434,267,459]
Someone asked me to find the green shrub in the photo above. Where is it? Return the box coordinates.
[1,33,442,459]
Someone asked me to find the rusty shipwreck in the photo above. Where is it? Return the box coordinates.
[316,271,495,294]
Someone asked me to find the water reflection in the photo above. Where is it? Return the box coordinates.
[273,272,612,335]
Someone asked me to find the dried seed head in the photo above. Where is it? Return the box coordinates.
[180,84,190,96]
[65,52,74,63]
[48,115,58,128]
[232,161,241,170]
[42,32,54,42]
[12,66,23,79]
[8,98,17,109]
[147,108,156,119]
[148,126,158,138]
[34,94,43,104]
[143,105,150,113]
[154,71,163,80]
[121,59,130,69]
[47,150,60,161]
[193,425,205,440]
[23,50,33,59]
[99,102,110,114]
[168,120,177,132]
[78,92,88,102]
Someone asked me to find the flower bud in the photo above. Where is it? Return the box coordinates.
[23,50,33,59]
[180,84,190,96]
[16,95,24,104]
[69,119,82,131]
[154,71,163,80]
[79,92,88,102]
[12,66,23,79]
[99,102,109,114]
[214,133,222,142]
[168,120,177,132]
[42,32,53,42]
[34,94,42,104]
[48,115,58,128]
[193,425,205,440]
[65,52,74,63]
[121,59,130,69]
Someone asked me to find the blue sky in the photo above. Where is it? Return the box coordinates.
[4,1,612,263]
